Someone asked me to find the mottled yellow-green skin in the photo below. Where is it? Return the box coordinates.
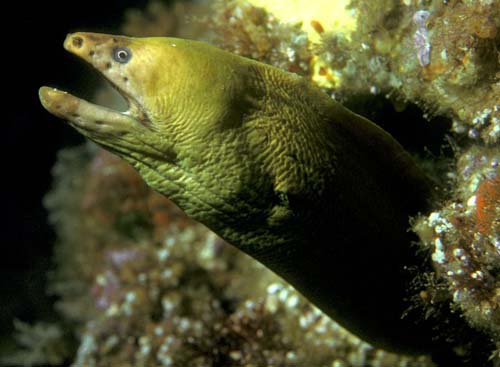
[40,33,436,354]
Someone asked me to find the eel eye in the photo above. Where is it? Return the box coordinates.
[113,47,132,64]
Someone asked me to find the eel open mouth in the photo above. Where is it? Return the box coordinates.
[39,32,150,135]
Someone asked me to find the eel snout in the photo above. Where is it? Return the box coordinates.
[39,32,149,136]
[63,32,129,66]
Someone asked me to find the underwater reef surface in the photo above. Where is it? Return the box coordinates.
[6,0,499,366]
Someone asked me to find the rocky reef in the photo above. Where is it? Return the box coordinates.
[6,0,499,366]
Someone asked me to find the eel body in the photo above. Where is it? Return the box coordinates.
[40,33,436,355]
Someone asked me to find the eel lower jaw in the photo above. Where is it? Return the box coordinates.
[39,86,149,135]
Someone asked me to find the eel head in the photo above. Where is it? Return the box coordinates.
[40,32,242,157]
[39,33,296,249]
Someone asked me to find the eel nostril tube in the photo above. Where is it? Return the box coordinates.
[72,36,84,48]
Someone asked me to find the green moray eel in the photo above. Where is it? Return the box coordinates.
[40,33,437,355]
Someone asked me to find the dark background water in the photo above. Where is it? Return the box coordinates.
[1,0,149,351]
